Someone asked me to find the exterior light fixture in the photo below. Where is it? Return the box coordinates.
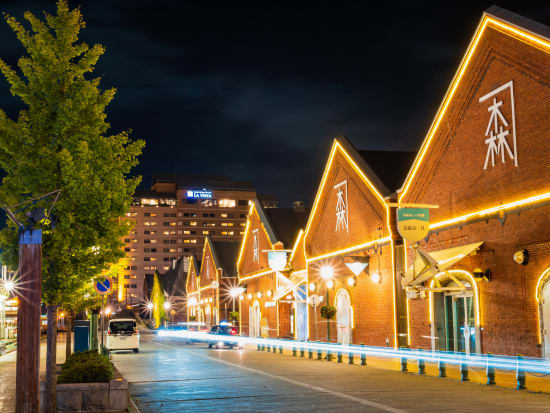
[266,290,272,297]
[239,294,244,301]
[247,293,253,300]
[513,249,529,265]
[3,280,14,292]
[309,282,316,291]
[105,307,112,315]
[326,279,334,289]
[347,276,356,287]
[268,250,288,272]
[146,302,154,310]
[286,294,292,300]
[229,287,241,298]
[163,302,171,311]
[256,291,262,298]
[371,273,381,284]
[320,265,334,280]
[344,255,369,276]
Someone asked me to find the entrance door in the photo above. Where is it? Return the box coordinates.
[249,301,261,337]
[542,282,550,358]
[336,289,352,345]
[434,290,476,354]
[296,285,307,341]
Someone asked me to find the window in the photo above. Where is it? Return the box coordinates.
[144,257,151,261]
[144,248,151,252]
[131,239,138,243]
[203,213,209,217]
[219,199,236,208]
[144,212,151,217]
[163,213,170,217]
[131,248,137,252]
[163,222,170,226]
[150,257,157,262]
[203,231,210,235]
[170,213,176,217]
[184,222,190,227]
[209,213,215,217]
[204,222,216,227]
[144,230,151,234]
[240,231,245,235]
[144,239,151,244]
[124,247,130,252]
[151,248,157,252]
[186,198,197,204]
[131,266,137,270]
[238,200,248,206]
[184,230,191,235]
[240,214,246,218]
[221,222,234,227]
[163,266,170,271]
[177,230,182,235]
[190,221,197,226]
[201,199,216,207]
[240,222,246,227]
[221,213,228,218]
[184,212,197,217]
[124,238,130,243]
[169,222,176,226]
[130,230,137,235]
[125,212,131,217]
[163,231,170,235]
[131,257,136,261]
[124,275,131,279]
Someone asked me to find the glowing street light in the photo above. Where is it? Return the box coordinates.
[320,265,334,280]
[146,302,154,310]
[371,273,381,284]
[163,302,171,311]
[105,307,112,316]
[3,280,14,293]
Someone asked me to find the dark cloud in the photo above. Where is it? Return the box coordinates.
[0,1,548,206]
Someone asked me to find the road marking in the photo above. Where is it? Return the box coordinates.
[154,341,407,413]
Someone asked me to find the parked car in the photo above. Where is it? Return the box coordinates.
[208,324,242,349]
[106,318,139,353]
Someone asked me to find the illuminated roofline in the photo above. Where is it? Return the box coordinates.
[306,236,392,263]
[399,16,550,202]
[238,269,275,283]
[236,203,255,273]
[289,229,304,263]
[304,140,391,250]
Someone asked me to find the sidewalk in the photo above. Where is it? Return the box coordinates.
[0,334,70,413]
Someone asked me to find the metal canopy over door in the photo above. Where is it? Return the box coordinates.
[542,282,550,358]
[336,289,352,345]
[434,282,476,354]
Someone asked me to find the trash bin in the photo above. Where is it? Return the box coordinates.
[74,320,90,353]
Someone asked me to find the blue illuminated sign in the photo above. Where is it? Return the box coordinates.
[186,189,213,199]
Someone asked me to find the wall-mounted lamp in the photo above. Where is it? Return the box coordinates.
[371,273,381,284]
[513,249,529,265]
[309,282,316,291]
[344,255,369,276]
[347,276,356,287]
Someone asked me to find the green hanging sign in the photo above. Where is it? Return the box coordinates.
[397,208,430,242]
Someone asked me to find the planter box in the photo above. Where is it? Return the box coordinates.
[40,370,128,412]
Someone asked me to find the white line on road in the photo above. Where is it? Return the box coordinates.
[154,341,408,413]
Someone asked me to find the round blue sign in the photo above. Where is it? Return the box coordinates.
[94,277,112,295]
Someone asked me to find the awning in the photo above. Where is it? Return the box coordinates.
[273,270,307,301]
[401,242,483,288]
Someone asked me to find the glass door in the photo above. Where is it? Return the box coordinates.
[435,290,476,354]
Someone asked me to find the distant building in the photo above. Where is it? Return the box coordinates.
[120,174,257,305]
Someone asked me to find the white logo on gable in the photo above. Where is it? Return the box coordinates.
[479,80,518,170]
[334,180,348,232]
[252,229,259,262]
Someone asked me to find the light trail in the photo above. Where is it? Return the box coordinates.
[157,329,550,375]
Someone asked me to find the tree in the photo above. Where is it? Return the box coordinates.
[320,305,336,342]
[151,271,165,328]
[0,2,144,412]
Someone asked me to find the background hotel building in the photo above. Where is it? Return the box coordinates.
[120,174,258,304]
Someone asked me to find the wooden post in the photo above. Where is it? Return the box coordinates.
[16,229,42,413]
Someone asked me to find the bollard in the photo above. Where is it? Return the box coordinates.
[327,349,333,361]
[300,346,305,357]
[417,348,425,375]
[267,344,271,352]
[360,344,367,366]
[279,345,283,354]
[292,346,297,357]
[516,354,526,390]
[308,347,314,358]
[438,357,447,378]
[486,353,496,385]
[460,352,469,381]
[317,347,323,360]
[348,351,354,365]
[261,343,265,351]
[257,343,261,351]
[400,353,408,372]
[337,351,342,363]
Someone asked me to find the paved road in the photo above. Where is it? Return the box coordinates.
[112,332,550,413]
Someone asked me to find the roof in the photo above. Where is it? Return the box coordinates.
[358,150,416,194]
[211,241,240,277]
[152,173,256,192]
[485,6,550,42]
[162,257,187,296]
[133,190,176,198]
[263,207,309,248]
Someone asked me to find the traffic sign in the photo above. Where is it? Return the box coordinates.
[94,277,113,295]
[397,208,430,242]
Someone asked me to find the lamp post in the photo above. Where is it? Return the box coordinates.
[146,302,153,324]
[163,302,172,323]
[320,265,334,342]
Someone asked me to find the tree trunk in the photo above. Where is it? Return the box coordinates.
[45,304,58,413]
[65,312,72,360]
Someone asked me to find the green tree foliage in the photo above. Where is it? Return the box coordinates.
[0,0,144,305]
[320,305,336,320]
[151,271,165,328]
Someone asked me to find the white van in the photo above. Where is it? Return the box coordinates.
[106,318,139,353]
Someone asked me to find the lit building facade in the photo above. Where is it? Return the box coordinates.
[399,7,550,357]
[237,200,307,338]
[120,175,256,304]
[303,138,414,346]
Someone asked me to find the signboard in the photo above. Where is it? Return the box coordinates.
[397,208,430,242]
[268,250,288,272]
[94,277,113,295]
[186,189,213,199]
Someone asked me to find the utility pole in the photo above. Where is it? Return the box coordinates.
[16,228,42,413]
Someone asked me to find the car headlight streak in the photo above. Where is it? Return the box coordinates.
[156,330,550,374]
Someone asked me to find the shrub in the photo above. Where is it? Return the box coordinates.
[320,305,337,320]
[58,350,113,384]
[229,311,239,321]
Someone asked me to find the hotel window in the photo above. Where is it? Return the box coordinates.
[204,222,216,227]
[144,239,151,243]
[125,212,131,217]
[131,212,138,216]
[131,248,137,252]
[240,214,246,218]
[170,239,176,244]
[191,239,197,243]
[124,275,131,279]
[150,257,157,262]
[131,239,138,243]
[144,230,151,234]
[141,198,158,206]
[227,231,234,235]
[184,230,190,235]
[130,230,137,235]
[203,213,209,217]
[220,213,228,218]
[178,221,182,226]
[124,247,130,252]
[169,222,176,226]
[219,199,236,208]
[144,212,151,217]
[240,231,245,235]
[163,231,170,235]
[144,257,151,261]
[131,266,137,270]
[203,231,210,235]
[163,213,170,217]
[190,221,197,226]
[144,248,151,252]
[151,213,157,217]
[178,248,183,253]
[131,275,137,279]
[201,199,216,207]
[163,222,170,226]
[240,222,246,227]
[163,266,170,271]
[124,238,130,243]
[238,200,248,206]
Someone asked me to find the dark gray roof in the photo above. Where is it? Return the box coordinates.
[485,6,550,41]
[358,150,416,194]
[134,190,176,198]
[211,241,240,277]
[263,207,308,248]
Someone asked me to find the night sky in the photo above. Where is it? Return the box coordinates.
[0,1,548,206]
